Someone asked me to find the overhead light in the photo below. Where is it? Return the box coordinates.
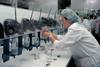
[86,0,97,4]
[90,0,96,4]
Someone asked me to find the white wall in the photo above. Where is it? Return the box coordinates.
[0,5,50,24]
[71,0,100,9]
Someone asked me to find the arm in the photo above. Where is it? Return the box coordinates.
[49,29,82,48]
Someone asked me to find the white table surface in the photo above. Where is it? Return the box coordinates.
[0,47,71,67]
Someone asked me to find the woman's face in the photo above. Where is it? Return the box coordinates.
[59,16,71,29]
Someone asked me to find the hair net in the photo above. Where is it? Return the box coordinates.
[61,8,81,23]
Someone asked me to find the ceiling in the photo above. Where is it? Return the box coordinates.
[71,0,100,9]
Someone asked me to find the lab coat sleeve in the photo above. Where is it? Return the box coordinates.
[57,35,64,40]
[53,29,82,48]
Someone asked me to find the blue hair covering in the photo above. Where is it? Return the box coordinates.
[61,8,81,23]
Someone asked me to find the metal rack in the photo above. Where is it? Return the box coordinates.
[0,31,40,62]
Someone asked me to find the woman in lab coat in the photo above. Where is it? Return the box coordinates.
[42,8,100,67]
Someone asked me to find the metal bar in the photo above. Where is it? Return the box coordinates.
[2,39,10,62]
[54,10,57,20]
[30,8,34,21]
[14,0,17,21]
[18,36,23,55]
[38,8,42,22]
[29,33,32,46]
[0,32,35,41]
[0,27,57,42]
[47,8,52,18]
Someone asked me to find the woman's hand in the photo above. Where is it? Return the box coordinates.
[41,26,58,43]
[42,31,50,38]
[42,31,58,43]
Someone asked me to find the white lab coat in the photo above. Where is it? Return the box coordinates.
[53,23,100,67]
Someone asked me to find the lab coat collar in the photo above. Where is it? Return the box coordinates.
[68,23,79,29]
[68,22,85,31]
